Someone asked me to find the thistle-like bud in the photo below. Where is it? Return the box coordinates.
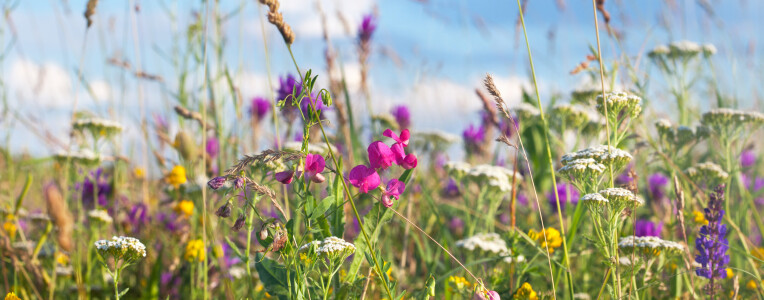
[207,176,227,190]
[215,202,232,218]
[233,176,246,189]
[232,214,246,231]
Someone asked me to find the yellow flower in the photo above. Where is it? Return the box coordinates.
[184,239,206,262]
[133,167,145,179]
[166,165,187,188]
[529,228,562,254]
[3,221,17,239]
[747,279,758,290]
[514,282,539,300]
[4,292,20,300]
[753,247,764,263]
[692,210,708,225]
[447,276,470,291]
[726,268,734,278]
[55,252,70,266]
[175,200,194,218]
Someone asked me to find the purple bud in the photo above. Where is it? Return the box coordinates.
[233,177,246,189]
[207,176,227,190]
[215,202,232,218]
[232,214,246,231]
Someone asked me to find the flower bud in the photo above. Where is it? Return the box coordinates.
[215,202,232,218]
[233,176,246,189]
[232,214,246,231]
[207,176,227,190]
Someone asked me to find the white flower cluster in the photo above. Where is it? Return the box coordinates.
[511,102,541,119]
[647,45,670,57]
[685,162,729,183]
[53,150,102,165]
[558,158,606,180]
[561,145,632,168]
[552,104,597,128]
[444,161,472,178]
[94,236,147,261]
[87,209,113,224]
[73,118,124,131]
[599,188,643,207]
[581,193,608,207]
[596,92,642,119]
[284,141,336,155]
[654,119,707,146]
[466,164,521,192]
[668,40,703,57]
[618,236,684,257]
[455,233,524,263]
[701,108,764,129]
[300,236,355,260]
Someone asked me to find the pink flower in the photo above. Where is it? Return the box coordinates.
[304,154,326,183]
[383,128,410,147]
[391,143,418,169]
[473,290,500,300]
[380,179,406,207]
[274,170,296,184]
[368,141,395,170]
[349,165,381,193]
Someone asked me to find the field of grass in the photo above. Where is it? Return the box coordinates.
[1,0,764,299]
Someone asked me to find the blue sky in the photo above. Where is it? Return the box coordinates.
[3,0,763,157]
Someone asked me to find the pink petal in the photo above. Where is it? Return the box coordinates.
[400,153,418,169]
[274,171,295,184]
[310,173,326,183]
[305,153,325,173]
[486,291,500,300]
[349,165,381,193]
[381,195,394,208]
[368,141,395,170]
[391,142,406,162]
[385,179,406,199]
[383,129,409,146]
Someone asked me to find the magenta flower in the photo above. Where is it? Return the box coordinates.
[391,105,410,129]
[206,136,220,159]
[349,165,381,193]
[304,154,326,183]
[207,176,227,190]
[741,150,756,168]
[368,141,395,170]
[358,13,377,43]
[274,170,296,184]
[391,143,417,169]
[250,97,271,121]
[383,128,410,147]
[635,220,663,237]
[380,179,406,207]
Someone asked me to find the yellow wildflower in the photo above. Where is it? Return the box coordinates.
[726,268,734,278]
[3,221,16,239]
[747,279,758,290]
[55,252,70,265]
[133,167,145,179]
[692,210,708,225]
[447,275,470,291]
[175,200,194,218]
[514,282,539,300]
[184,239,206,262]
[166,165,187,188]
[5,292,20,300]
[753,247,764,263]
[529,228,562,253]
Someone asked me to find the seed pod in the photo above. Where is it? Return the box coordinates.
[174,131,198,161]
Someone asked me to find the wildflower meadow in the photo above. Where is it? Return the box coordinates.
[2,0,764,299]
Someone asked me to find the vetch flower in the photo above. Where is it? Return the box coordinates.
[304,154,326,183]
[695,185,730,297]
[274,170,296,184]
[215,202,232,218]
[348,165,381,193]
[367,141,395,170]
[232,214,246,231]
[383,129,410,146]
[207,176,227,190]
[380,179,406,208]
[391,143,417,169]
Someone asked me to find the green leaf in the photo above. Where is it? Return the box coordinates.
[118,287,130,297]
[142,248,164,300]
[255,256,293,298]
[344,200,398,282]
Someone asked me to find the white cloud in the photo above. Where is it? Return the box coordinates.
[7,59,73,107]
[89,80,112,101]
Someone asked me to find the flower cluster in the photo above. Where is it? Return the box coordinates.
[348,129,416,207]
[53,150,102,166]
[88,209,113,224]
[455,232,523,263]
[299,236,356,261]
[701,108,764,133]
[184,239,206,262]
[595,91,642,120]
[619,235,684,258]
[580,192,608,208]
[444,161,521,193]
[94,236,147,262]
[561,145,632,173]
[655,118,708,147]
[685,162,729,186]
[513,282,539,300]
[165,165,187,188]
[599,187,644,208]
[695,185,730,295]
[73,118,124,137]
[528,228,563,254]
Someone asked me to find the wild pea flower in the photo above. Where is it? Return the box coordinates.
[215,202,232,218]
[250,97,271,121]
[385,129,417,169]
[741,150,756,168]
[208,176,227,190]
[380,179,406,207]
[695,185,730,297]
[462,124,485,154]
[368,141,395,170]
[391,105,411,129]
[348,165,381,193]
[206,136,219,159]
[547,182,579,211]
[635,220,663,237]
[274,170,296,184]
[473,289,501,300]
[304,154,326,183]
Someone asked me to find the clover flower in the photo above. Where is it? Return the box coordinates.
[456,233,523,263]
[88,209,113,224]
[695,185,730,296]
[596,91,642,119]
[94,236,147,262]
[685,162,729,186]
[513,282,538,300]
[528,228,563,254]
[619,235,684,258]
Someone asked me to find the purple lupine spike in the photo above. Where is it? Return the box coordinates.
[695,185,730,298]
[358,14,377,43]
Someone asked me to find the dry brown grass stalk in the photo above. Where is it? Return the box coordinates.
[672,175,697,293]
[260,0,295,45]
[84,0,99,28]
[44,184,73,252]
[174,105,216,131]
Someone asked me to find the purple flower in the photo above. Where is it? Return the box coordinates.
[547,182,579,211]
[616,164,634,185]
[391,105,411,129]
[250,97,271,121]
[442,178,460,197]
[158,212,180,233]
[695,185,730,296]
[206,136,219,159]
[462,124,485,155]
[391,143,417,169]
[448,217,464,234]
[383,129,410,146]
[127,202,149,233]
[368,141,395,170]
[276,74,302,122]
[648,173,669,202]
[358,14,377,43]
[500,117,519,138]
[78,168,111,209]
[208,176,227,190]
[740,150,756,168]
[635,220,663,237]
[300,93,328,121]
[215,202,232,218]
[380,179,406,208]
[304,154,326,183]
[274,170,296,184]
[348,164,381,193]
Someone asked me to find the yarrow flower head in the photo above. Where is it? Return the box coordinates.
[685,162,729,187]
[599,187,643,209]
[581,193,608,208]
[562,145,632,173]
[53,150,102,166]
[465,164,520,193]
[88,209,113,224]
[456,233,523,263]
[695,185,730,296]
[596,91,642,120]
[551,103,593,129]
[619,235,684,258]
[668,40,702,59]
[299,236,356,261]
[701,108,764,134]
[94,236,147,262]
[72,117,123,138]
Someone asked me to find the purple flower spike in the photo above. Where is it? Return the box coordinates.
[380,179,406,208]
[635,220,663,237]
[250,97,271,121]
[207,176,227,190]
[368,141,395,170]
[391,105,410,129]
[304,154,326,183]
[348,165,381,193]
[695,185,730,297]
[741,150,756,168]
[358,14,377,43]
